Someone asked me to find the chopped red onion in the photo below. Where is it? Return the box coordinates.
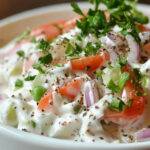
[126,35,140,65]
[136,128,150,142]
[121,88,128,104]
[84,80,99,108]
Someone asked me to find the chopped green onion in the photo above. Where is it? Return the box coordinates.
[31,86,46,102]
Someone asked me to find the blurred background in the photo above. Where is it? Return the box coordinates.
[0,0,150,19]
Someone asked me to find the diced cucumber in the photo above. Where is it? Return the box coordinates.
[6,105,18,127]
[102,67,121,86]
[10,60,23,76]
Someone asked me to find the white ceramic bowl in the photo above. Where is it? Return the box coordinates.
[0,3,150,150]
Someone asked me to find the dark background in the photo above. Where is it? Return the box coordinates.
[0,0,150,19]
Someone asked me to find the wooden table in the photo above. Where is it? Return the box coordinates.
[0,0,150,19]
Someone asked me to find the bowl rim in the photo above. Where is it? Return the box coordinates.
[0,2,150,149]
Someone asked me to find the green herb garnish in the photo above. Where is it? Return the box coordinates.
[17,50,25,58]
[37,39,51,52]
[25,75,36,81]
[38,53,53,65]
[31,120,36,128]
[15,79,24,89]
[32,63,45,73]
[107,79,119,93]
[73,104,81,114]
[109,98,125,112]
[118,72,129,90]
[71,1,84,16]
[71,0,149,42]
[107,72,129,93]
[31,86,46,102]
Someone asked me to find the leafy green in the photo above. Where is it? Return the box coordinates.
[16,29,31,42]
[84,42,100,56]
[25,75,36,81]
[31,86,46,102]
[15,79,24,89]
[71,0,149,42]
[109,98,125,112]
[65,43,82,57]
[31,120,36,128]
[107,72,129,93]
[118,72,129,91]
[37,39,51,52]
[107,80,119,93]
[71,1,84,16]
[73,104,81,114]
[17,50,25,58]
[38,53,53,64]
[32,63,46,73]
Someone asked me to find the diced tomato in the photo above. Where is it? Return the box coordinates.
[123,96,146,118]
[71,52,110,73]
[38,92,53,111]
[143,43,150,55]
[63,17,79,33]
[58,79,82,100]
[31,21,64,41]
[137,24,150,32]
[105,62,147,122]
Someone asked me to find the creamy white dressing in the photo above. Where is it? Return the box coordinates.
[0,22,150,144]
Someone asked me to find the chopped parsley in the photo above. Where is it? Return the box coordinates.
[37,39,53,65]
[16,29,31,42]
[38,53,53,64]
[17,50,25,58]
[65,43,82,57]
[32,63,46,73]
[107,72,129,93]
[15,79,24,89]
[25,75,36,81]
[71,1,84,16]
[109,98,125,112]
[37,39,51,52]
[73,104,81,114]
[107,79,119,93]
[84,42,100,56]
[31,86,46,102]
[71,0,149,42]
[31,120,36,128]
[118,72,130,91]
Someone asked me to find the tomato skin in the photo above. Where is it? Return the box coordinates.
[38,92,53,111]
[31,24,61,41]
[123,96,146,118]
[104,65,147,121]
[137,24,150,32]
[58,79,82,100]
[71,52,110,73]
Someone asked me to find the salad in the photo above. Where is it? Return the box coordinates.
[0,0,150,143]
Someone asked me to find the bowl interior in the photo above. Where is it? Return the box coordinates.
[0,3,79,47]
[0,3,150,150]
